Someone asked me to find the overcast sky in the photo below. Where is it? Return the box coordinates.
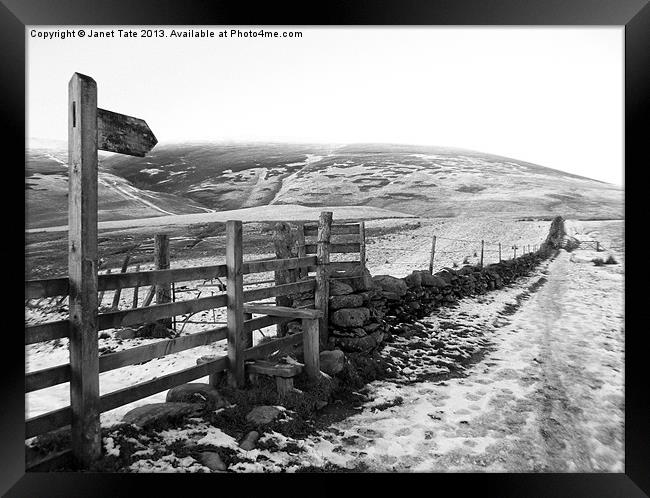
[27,26,623,185]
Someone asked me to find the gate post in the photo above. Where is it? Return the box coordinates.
[68,72,101,467]
[295,222,307,279]
[314,211,332,348]
[154,233,172,328]
[226,220,245,388]
[273,222,294,337]
[359,221,367,274]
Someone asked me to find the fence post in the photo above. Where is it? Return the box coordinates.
[154,234,172,329]
[315,211,332,348]
[132,264,140,308]
[98,267,111,305]
[596,241,600,252]
[359,221,367,274]
[498,242,502,263]
[111,253,131,310]
[68,72,101,467]
[302,318,320,381]
[226,220,245,388]
[513,246,517,258]
[142,285,156,307]
[429,235,437,274]
[243,312,253,349]
[295,222,307,279]
[273,222,294,337]
[480,240,484,267]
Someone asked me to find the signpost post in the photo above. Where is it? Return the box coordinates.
[67,72,157,467]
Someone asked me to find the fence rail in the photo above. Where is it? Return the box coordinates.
[25,256,319,300]
[25,212,367,469]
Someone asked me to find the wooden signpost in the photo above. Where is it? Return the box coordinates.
[67,72,157,467]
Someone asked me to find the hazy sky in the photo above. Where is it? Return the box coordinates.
[27,26,623,185]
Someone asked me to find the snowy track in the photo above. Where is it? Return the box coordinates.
[292,249,623,472]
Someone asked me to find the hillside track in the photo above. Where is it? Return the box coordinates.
[278,249,624,472]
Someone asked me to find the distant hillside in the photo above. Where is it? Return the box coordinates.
[102,141,623,220]
[26,140,622,228]
[25,139,214,229]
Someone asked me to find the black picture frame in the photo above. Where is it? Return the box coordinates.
[3,1,647,496]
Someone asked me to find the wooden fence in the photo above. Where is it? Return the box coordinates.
[24,212,367,469]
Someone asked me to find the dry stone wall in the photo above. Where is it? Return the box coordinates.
[324,216,570,354]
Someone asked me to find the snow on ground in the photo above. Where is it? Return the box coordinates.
[207,244,620,472]
[114,242,623,473]
[365,217,551,278]
[25,218,624,472]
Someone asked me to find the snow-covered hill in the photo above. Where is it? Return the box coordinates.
[26,139,214,229]
[103,141,623,220]
[27,140,623,229]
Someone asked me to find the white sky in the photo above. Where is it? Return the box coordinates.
[27,26,623,185]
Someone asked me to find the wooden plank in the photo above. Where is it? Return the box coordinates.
[242,279,316,303]
[242,256,316,275]
[132,264,140,308]
[329,261,363,272]
[99,265,228,290]
[243,312,253,348]
[142,285,156,307]
[98,268,111,304]
[303,224,359,236]
[26,363,71,393]
[99,355,228,414]
[305,242,360,254]
[243,314,293,335]
[26,264,228,299]
[97,107,157,157]
[359,221,367,274]
[111,254,131,309]
[98,326,228,373]
[273,222,294,337]
[25,320,69,345]
[314,211,332,347]
[154,234,172,329]
[26,354,230,437]
[25,278,69,300]
[302,318,320,380]
[246,360,302,378]
[25,326,229,393]
[97,293,228,330]
[243,304,322,320]
[243,332,304,361]
[26,406,72,440]
[296,223,307,279]
[226,220,245,388]
[26,448,73,472]
[68,72,101,466]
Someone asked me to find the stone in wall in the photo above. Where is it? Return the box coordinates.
[372,275,408,297]
[331,307,371,328]
[330,280,354,296]
[330,294,364,310]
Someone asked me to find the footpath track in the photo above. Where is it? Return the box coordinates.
[276,249,624,472]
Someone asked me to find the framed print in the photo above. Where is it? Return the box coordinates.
[3,0,648,495]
